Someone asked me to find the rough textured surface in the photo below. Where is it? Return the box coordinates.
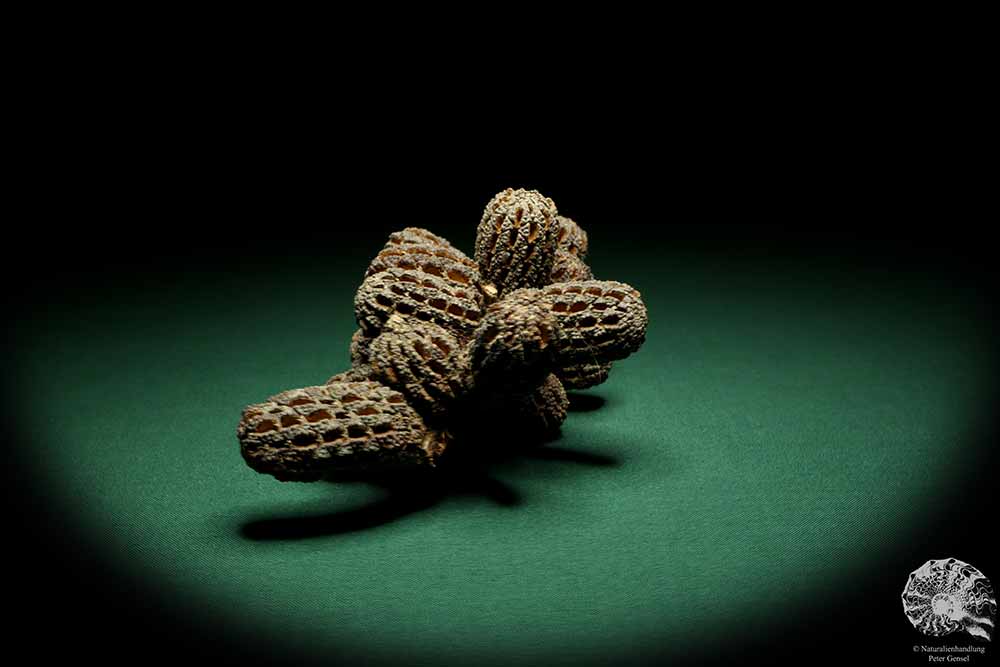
[325,367,372,384]
[350,328,372,368]
[469,288,563,392]
[542,280,648,365]
[550,250,593,284]
[355,267,484,338]
[366,232,480,289]
[237,188,648,483]
[555,215,589,259]
[513,373,569,438]
[367,315,471,419]
[383,226,458,250]
[474,188,560,297]
[237,381,446,481]
[557,361,613,390]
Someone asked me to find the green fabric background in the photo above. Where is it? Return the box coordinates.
[13,246,994,665]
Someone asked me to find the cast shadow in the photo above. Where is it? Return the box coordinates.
[567,392,606,412]
[240,426,621,541]
[520,443,619,467]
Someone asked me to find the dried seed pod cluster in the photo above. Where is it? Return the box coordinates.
[237,188,648,482]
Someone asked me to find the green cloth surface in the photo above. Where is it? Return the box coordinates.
[13,248,994,666]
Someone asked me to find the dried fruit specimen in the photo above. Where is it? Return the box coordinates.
[902,558,996,640]
[238,381,447,482]
[237,191,648,485]
[475,188,559,297]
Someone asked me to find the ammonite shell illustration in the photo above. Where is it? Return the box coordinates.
[901,558,996,640]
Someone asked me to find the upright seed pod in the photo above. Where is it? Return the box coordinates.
[554,215,589,259]
[367,315,472,419]
[237,381,447,482]
[474,188,560,297]
[541,280,648,365]
[355,267,484,339]
[469,288,564,392]
[557,361,613,390]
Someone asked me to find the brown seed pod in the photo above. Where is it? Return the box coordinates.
[555,215,589,259]
[367,316,472,419]
[237,381,447,482]
[550,249,593,284]
[469,288,564,392]
[354,267,484,338]
[557,361,613,390]
[474,188,560,297]
[541,280,648,365]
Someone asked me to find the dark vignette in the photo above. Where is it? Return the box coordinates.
[4,76,996,667]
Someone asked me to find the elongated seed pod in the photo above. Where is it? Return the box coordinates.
[550,249,593,283]
[557,361,613,389]
[355,267,484,338]
[469,288,564,392]
[237,381,447,481]
[367,316,471,418]
[555,216,589,259]
[474,188,560,297]
[541,280,648,365]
